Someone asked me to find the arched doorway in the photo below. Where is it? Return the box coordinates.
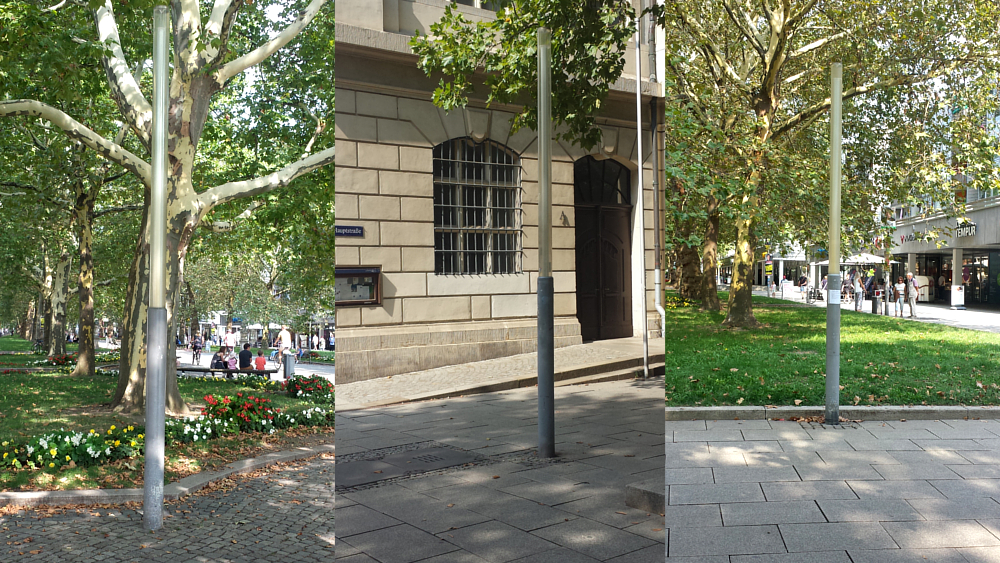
[574,156,633,341]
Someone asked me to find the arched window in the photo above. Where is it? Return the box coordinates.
[433,137,522,274]
[574,156,631,206]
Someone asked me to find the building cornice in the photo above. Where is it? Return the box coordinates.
[335,22,661,99]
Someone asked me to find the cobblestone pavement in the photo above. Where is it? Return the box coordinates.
[336,337,663,408]
[337,377,665,562]
[1,453,334,563]
[665,417,1000,560]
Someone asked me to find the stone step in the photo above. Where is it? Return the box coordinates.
[339,357,665,410]
[555,362,666,387]
[625,478,665,514]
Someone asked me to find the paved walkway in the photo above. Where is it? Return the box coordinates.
[1,453,334,562]
[758,288,1000,333]
[665,417,1000,561]
[336,377,665,562]
[336,337,664,410]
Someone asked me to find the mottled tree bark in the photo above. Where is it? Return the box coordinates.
[700,196,722,311]
[72,187,97,377]
[723,211,760,328]
[48,250,72,357]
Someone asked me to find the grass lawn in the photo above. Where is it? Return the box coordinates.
[665,291,1000,407]
[0,371,331,492]
[0,336,112,367]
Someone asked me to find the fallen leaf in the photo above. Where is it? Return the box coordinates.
[730,368,739,372]
[794,400,802,406]
[737,398,744,405]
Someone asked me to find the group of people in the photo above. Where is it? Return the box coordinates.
[190,325,297,371]
[843,271,921,318]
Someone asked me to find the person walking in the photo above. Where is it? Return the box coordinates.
[277,325,292,368]
[798,274,808,300]
[905,272,920,318]
[223,328,238,354]
[893,276,906,318]
[853,275,864,312]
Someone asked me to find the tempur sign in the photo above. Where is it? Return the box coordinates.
[957,222,977,238]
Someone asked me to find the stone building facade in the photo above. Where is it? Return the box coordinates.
[335,0,664,382]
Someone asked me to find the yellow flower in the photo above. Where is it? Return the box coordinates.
[50,448,57,457]
[65,455,71,461]
[130,441,137,447]
[107,430,112,435]
[110,425,116,430]
[1,441,7,447]
[127,425,134,432]
[48,462,54,468]
[114,440,120,447]
[90,429,95,434]
[138,434,144,439]
[3,452,7,459]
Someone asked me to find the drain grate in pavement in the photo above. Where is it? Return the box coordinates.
[336,447,479,489]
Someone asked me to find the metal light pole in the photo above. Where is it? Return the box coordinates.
[825,63,843,425]
[143,5,169,531]
[536,27,555,459]
[634,10,649,379]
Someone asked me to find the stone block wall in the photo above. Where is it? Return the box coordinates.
[335,87,660,381]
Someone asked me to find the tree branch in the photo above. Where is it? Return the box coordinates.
[198,146,334,209]
[0,181,69,207]
[0,100,151,184]
[788,31,847,59]
[93,203,143,218]
[214,0,328,85]
[202,0,244,69]
[722,0,765,59]
[198,201,263,232]
[787,0,820,29]
[94,1,153,146]
[772,62,964,139]
[668,4,753,94]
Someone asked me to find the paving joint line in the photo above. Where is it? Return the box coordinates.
[336,440,564,494]
[666,405,1000,421]
[0,443,334,508]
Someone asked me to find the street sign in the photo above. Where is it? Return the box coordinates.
[335,225,365,237]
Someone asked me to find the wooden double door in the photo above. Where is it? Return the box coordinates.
[574,156,633,341]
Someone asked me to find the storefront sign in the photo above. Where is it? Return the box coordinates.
[956,222,977,238]
[899,231,927,244]
[335,225,365,237]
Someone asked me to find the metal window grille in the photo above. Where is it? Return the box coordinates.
[434,138,522,274]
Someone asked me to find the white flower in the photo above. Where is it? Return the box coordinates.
[26,445,34,455]
[105,447,111,455]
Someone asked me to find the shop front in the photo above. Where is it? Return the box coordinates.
[892,210,1000,307]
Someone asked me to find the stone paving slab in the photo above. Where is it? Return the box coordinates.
[665,418,1000,559]
[340,377,664,562]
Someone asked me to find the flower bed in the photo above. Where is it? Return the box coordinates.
[165,392,333,444]
[232,372,283,392]
[28,353,78,367]
[283,375,334,404]
[95,350,120,363]
[1,425,143,471]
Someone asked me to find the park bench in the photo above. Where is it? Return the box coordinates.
[177,366,279,379]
